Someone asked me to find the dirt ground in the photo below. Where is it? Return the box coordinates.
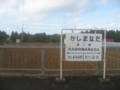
[0,48,120,74]
[0,76,120,90]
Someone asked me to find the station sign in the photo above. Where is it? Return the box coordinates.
[65,33,102,61]
[16,39,20,44]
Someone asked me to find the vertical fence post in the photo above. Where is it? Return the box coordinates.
[118,48,120,68]
[94,30,101,74]
[103,30,106,79]
[0,48,1,68]
[96,61,100,74]
[41,48,45,74]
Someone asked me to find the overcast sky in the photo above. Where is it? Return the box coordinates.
[0,0,120,35]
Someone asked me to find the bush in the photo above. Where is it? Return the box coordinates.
[0,43,4,45]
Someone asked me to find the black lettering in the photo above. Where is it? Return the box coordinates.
[92,56,95,59]
[97,48,99,51]
[77,36,81,41]
[68,48,71,51]
[85,56,87,59]
[96,56,99,59]
[82,48,84,51]
[88,56,91,59]
[88,43,91,46]
[77,43,79,46]
[68,56,71,58]
[78,48,80,50]
[88,48,90,51]
[71,36,75,41]
[91,48,93,51]
[83,36,88,42]
[94,48,96,51]
[96,36,100,42]
[89,36,94,42]
[79,56,82,59]
[72,48,74,51]
[76,56,78,59]
[75,48,77,51]
[73,56,75,59]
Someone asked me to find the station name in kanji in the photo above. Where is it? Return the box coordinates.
[70,35,100,42]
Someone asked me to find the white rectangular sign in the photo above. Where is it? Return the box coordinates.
[16,39,20,44]
[65,33,102,61]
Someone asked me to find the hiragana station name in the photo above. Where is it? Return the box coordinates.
[70,35,100,42]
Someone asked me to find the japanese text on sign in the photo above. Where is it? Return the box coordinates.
[65,33,102,61]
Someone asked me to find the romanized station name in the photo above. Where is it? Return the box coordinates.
[68,47,100,51]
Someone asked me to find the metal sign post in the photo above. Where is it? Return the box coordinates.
[60,30,63,79]
[60,28,106,79]
[103,30,106,79]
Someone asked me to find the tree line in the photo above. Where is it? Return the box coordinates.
[0,30,60,43]
[0,30,120,43]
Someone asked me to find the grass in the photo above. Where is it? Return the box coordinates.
[0,43,4,45]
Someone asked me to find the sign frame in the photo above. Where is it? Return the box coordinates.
[60,28,106,80]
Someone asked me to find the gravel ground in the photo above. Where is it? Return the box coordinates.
[0,76,120,90]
